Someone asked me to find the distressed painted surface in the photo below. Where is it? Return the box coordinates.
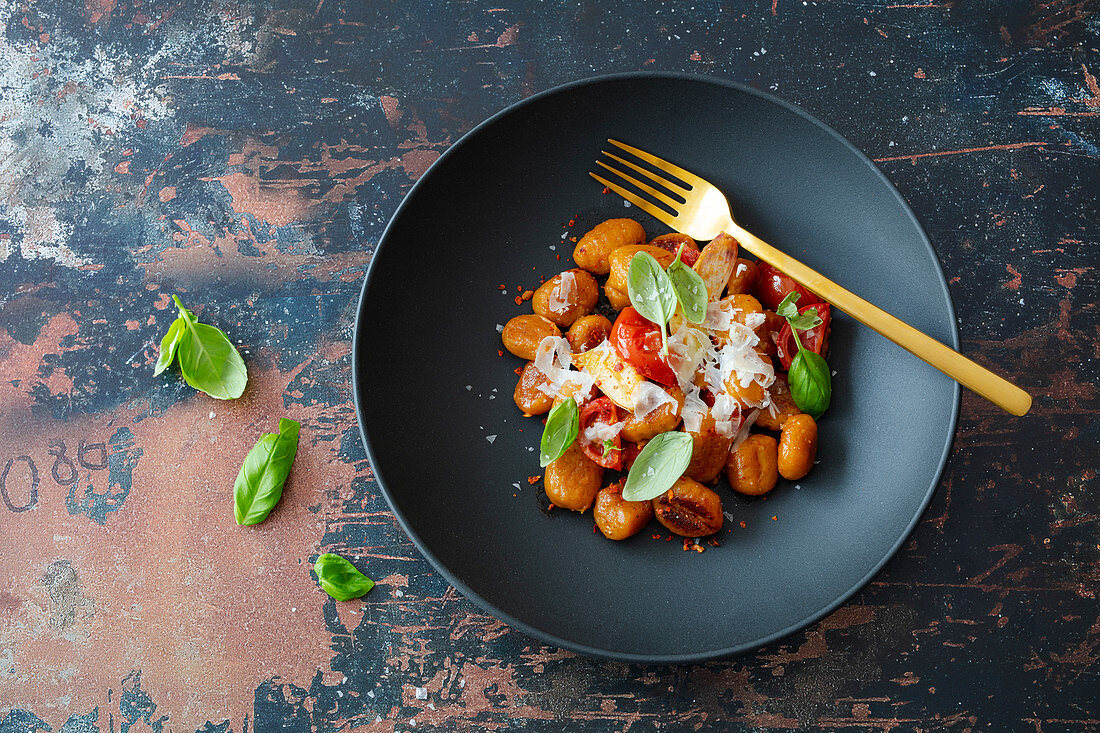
[0,0,1096,730]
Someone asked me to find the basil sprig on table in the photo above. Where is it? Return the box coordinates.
[627,252,678,355]
[540,397,579,467]
[156,295,248,399]
[666,244,707,324]
[622,431,694,501]
[777,293,831,419]
[234,418,301,525]
[314,552,375,601]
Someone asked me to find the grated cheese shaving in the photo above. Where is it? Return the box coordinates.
[549,271,576,312]
[631,381,677,421]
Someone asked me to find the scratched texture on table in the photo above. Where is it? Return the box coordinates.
[0,0,1096,731]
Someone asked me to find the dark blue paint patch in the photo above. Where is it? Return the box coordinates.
[64,428,142,525]
[118,671,167,733]
[0,711,51,733]
[56,709,98,733]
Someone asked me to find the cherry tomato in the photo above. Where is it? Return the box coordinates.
[579,396,623,470]
[755,263,823,311]
[647,234,700,267]
[610,307,677,386]
[776,303,831,371]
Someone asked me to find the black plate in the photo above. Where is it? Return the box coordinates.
[354,73,959,662]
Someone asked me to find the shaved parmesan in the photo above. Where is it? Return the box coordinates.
[631,381,677,421]
[531,336,595,400]
[730,409,761,452]
[680,386,709,433]
[549,271,576,312]
[582,420,625,445]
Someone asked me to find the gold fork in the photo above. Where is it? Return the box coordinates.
[592,139,1032,416]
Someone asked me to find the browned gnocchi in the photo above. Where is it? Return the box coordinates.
[497,218,835,547]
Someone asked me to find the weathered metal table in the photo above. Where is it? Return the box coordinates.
[1,1,1096,730]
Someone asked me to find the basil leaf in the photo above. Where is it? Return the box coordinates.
[789,350,831,419]
[776,292,801,319]
[540,397,579,467]
[154,317,185,376]
[314,553,374,601]
[627,251,677,330]
[173,295,248,400]
[667,245,708,324]
[234,417,301,525]
[622,431,694,502]
[787,306,823,332]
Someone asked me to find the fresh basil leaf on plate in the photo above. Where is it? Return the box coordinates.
[154,317,185,376]
[627,251,677,354]
[777,291,824,331]
[622,431,694,502]
[234,417,301,525]
[667,244,707,324]
[776,292,801,319]
[314,552,375,601]
[540,397,579,468]
[789,349,831,419]
[171,295,248,400]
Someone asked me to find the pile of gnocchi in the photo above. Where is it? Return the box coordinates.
[500,217,832,543]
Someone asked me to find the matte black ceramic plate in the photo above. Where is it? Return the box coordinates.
[354,73,959,662]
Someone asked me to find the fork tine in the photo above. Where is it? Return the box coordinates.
[600,151,690,196]
[596,160,681,209]
[607,139,704,189]
[589,173,679,231]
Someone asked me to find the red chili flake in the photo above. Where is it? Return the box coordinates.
[739,521,746,528]
[592,524,598,533]
[772,516,778,521]
[569,237,577,242]
[516,285,523,292]
[707,538,720,547]
[513,295,523,305]
[527,475,540,484]
[693,544,705,553]
[601,186,610,194]
[521,290,533,301]
[498,284,507,290]
[682,538,692,551]
[547,503,555,510]
[568,219,576,227]
[513,366,523,375]
[556,254,562,260]
[665,535,673,542]
[497,350,504,357]
[651,534,661,540]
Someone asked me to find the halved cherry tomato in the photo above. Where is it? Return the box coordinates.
[647,234,700,267]
[776,303,831,370]
[579,396,623,470]
[755,263,823,311]
[610,307,677,386]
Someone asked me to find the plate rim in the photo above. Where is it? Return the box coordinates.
[352,71,961,663]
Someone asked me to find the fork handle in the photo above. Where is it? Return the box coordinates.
[725,222,1032,416]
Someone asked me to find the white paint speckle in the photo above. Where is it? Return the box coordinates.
[486,434,497,443]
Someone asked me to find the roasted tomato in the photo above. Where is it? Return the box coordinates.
[610,307,677,386]
[755,263,823,311]
[579,396,624,470]
[647,233,700,267]
[776,302,831,370]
